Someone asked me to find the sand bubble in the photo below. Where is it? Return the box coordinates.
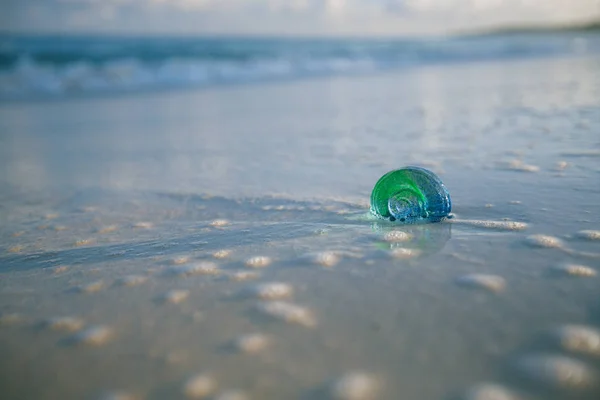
[515,354,597,389]
[117,275,148,286]
[455,274,506,293]
[169,262,219,277]
[552,325,600,357]
[253,282,294,300]
[70,326,112,346]
[183,374,217,399]
[575,230,600,241]
[331,372,379,400]
[310,251,341,267]
[161,290,190,304]
[245,256,272,268]
[234,333,269,354]
[524,235,563,249]
[43,316,84,332]
[551,263,596,277]
[229,271,260,282]
[257,301,316,327]
[213,391,248,400]
[76,280,104,294]
[463,383,519,400]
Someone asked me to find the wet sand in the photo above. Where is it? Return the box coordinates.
[1,55,599,400]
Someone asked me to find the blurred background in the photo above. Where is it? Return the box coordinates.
[1,0,599,100]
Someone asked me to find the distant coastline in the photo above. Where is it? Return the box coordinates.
[458,19,600,36]
[1,19,600,41]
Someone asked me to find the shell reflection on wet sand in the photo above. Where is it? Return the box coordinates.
[390,248,421,259]
[455,274,506,293]
[183,373,217,399]
[551,325,600,357]
[515,354,597,389]
[382,230,413,242]
[256,301,316,327]
[331,372,379,400]
[463,383,519,400]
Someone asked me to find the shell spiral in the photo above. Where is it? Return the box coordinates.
[370,166,451,224]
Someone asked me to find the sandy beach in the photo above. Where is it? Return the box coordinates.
[1,52,600,400]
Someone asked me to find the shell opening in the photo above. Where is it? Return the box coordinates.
[388,190,425,223]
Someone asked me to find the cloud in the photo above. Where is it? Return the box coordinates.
[2,0,599,36]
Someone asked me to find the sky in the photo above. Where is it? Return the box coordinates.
[2,0,600,36]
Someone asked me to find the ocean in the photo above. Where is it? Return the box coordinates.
[0,32,599,100]
[1,31,600,400]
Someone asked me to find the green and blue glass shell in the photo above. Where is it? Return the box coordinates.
[370,166,451,224]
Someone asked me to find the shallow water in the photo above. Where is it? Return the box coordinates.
[1,54,599,400]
